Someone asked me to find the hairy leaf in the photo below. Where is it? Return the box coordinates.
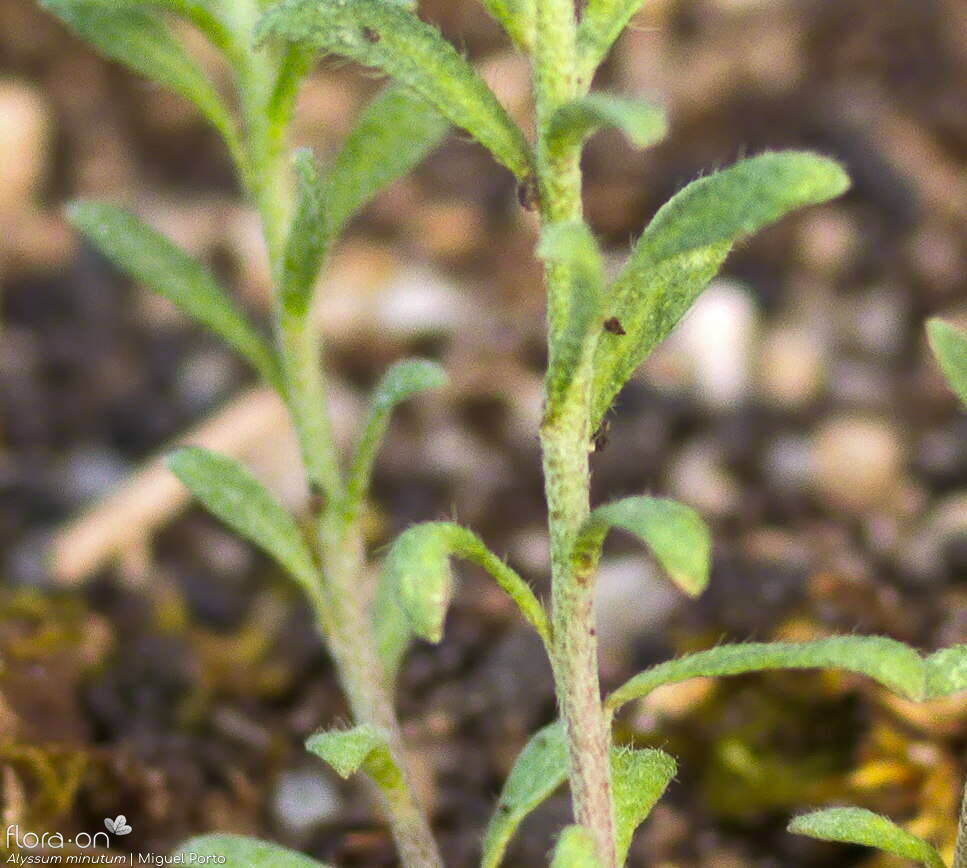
[925,644,967,697]
[344,359,448,524]
[306,724,404,794]
[537,221,605,418]
[68,202,282,391]
[788,808,946,868]
[479,0,535,51]
[577,0,651,78]
[381,522,549,647]
[611,748,677,863]
[175,835,331,867]
[605,636,955,712]
[547,94,666,154]
[280,150,328,317]
[167,448,322,606]
[927,318,967,407]
[256,0,533,179]
[590,151,850,427]
[41,0,241,158]
[574,496,710,596]
[551,826,601,868]
[481,722,568,868]
[325,84,450,239]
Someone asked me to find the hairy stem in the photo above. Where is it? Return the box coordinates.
[954,773,967,868]
[534,0,616,864]
[242,52,442,866]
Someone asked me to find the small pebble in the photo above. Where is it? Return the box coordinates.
[271,766,344,838]
[756,322,826,409]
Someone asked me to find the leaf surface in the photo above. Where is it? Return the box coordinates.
[927,318,967,407]
[306,724,404,794]
[788,808,946,868]
[611,747,677,863]
[547,94,666,154]
[175,835,331,867]
[550,826,601,868]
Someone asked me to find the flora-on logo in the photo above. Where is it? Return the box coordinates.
[104,815,132,836]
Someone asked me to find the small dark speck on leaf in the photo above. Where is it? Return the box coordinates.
[362,27,380,43]
[517,176,540,211]
[603,317,625,335]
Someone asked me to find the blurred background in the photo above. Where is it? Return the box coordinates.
[1,0,965,865]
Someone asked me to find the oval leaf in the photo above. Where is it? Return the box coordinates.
[927,318,967,407]
[481,722,569,868]
[577,0,650,78]
[547,94,667,154]
[381,522,549,647]
[256,0,533,180]
[306,724,404,794]
[325,84,451,240]
[280,149,328,318]
[611,747,677,864]
[167,447,322,605]
[68,201,282,391]
[175,834,332,867]
[41,1,241,158]
[479,0,536,51]
[551,826,601,868]
[788,808,946,868]
[575,496,711,597]
[606,636,933,712]
[590,151,850,427]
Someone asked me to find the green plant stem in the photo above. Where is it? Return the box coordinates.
[317,515,443,868]
[534,1,616,865]
[240,59,442,867]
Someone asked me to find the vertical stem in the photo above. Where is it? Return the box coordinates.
[317,517,443,868]
[533,1,616,865]
[954,773,967,868]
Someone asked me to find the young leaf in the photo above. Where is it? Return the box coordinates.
[927,318,967,407]
[381,522,549,646]
[306,724,404,794]
[788,808,946,868]
[590,151,850,427]
[280,150,328,318]
[481,722,569,868]
[611,747,677,864]
[343,359,448,524]
[605,636,931,712]
[537,221,605,419]
[255,0,533,180]
[573,496,710,597]
[325,84,450,240]
[41,1,242,161]
[68,201,283,392]
[478,0,536,51]
[924,645,967,698]
[551,826,601,868]
[175,834,332,867]
[547,94,667,155]
[167,447,323,607]
[576,0,651,78]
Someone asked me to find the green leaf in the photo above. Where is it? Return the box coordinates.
[924,644,967,698]
[611,747,677,864]
[574,496,710,597]
[68,201,282,391]
[927,318,967,408]
[256,0,533,180]
[41,0,242,161]
[325,84,450,239]
[167,447,323,606]
[788,808,946,868]
[481,722,569,868]
[175,834,332,867]
[590,151,850,427]
[381,522,549,646]
[280,150,328,317]
[537,221,605,419]
[479,0,536,51]
[306,724,404,794]
[343,359,448,524]
[605,636,937,712]
[551,826,601,868]
[576,0,651,78]
[547,94,667,154]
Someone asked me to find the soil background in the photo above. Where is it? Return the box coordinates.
[1,0,966,865]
